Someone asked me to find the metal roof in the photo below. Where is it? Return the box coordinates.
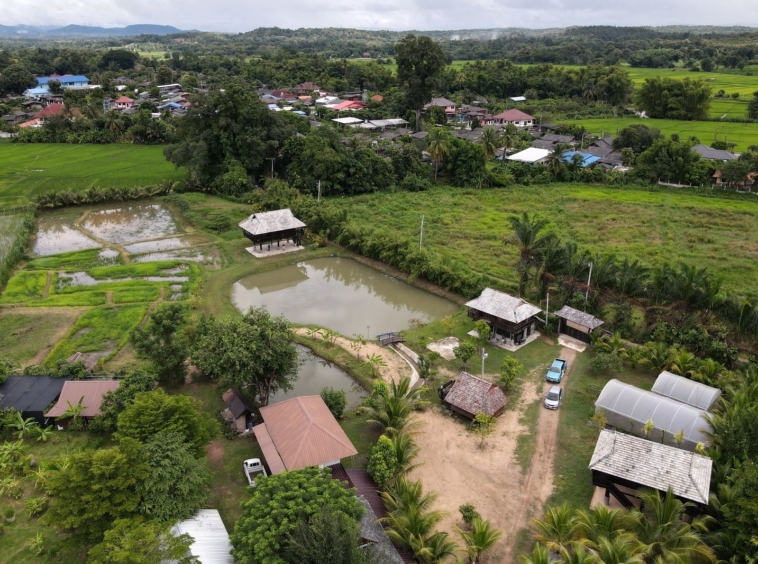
[652,371,721,412]
[37,75,89,85]
[562,151,602,168]
[44,380,120,418]
[238,208,305,236]
[170,509,234,564]
[331,117,363,125]
[256,396,357,472]
[444,371,507,417]
[0,376,70,415]
[590,429,712,504]
[465,288,542,323]
[507,147,550,163]
[493,108,534,121]
[554,305,604,329]
[692,144,737,162]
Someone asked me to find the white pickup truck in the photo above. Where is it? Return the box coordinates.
[243,458,267,486]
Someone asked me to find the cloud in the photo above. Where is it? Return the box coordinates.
[4,0,757,33]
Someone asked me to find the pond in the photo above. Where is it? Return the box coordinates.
[270,345,365,408]
[232,257,458,338]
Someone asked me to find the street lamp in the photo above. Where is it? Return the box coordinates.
[481,352,488,377]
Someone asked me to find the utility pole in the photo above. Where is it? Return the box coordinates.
[419,214,425,250]
[585,262,593,305]
[481,352,488,377]
[317,180,321,202]
[266,157,275,179]
[545,291,549,324]
[366,325,370,339]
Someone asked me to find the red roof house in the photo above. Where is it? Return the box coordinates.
[114,96,135,109]
[493,109,535,126]
[271,89,296,100]
[35,103,81,120]
[331,100,366,111]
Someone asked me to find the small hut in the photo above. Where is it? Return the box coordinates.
[238,208,306,251]
[465,288,541,345]
[553,305,604,343]
[439,371,507,419]
[221,388,256,433]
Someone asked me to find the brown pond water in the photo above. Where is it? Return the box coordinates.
[232,257,458,337]
[33,223,101,256]
[81,204,179,244]
[57,271,189,288]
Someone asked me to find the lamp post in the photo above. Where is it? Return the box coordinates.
[481,352,488,377]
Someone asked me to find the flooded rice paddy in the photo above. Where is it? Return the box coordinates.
[81,204,179,244]
[232,257,458,336]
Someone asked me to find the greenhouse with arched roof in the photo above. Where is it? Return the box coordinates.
[651,371,721,411]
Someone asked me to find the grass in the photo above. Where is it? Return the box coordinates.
[514,397,541,473]
[26,249,123,271]
[341,185,758,299]
[0,310,82,365]
[45,304,148,364]
[0,271,47,303]
[0,213,27,264]
[0,144,185,208]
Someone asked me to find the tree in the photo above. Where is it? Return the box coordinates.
[320,387,347,419]
[426,128,452,180]
[499,123,519,165]
[138,431,210,521]
[613,124,662,154]
[93,367,158,433]
[56,397,86,431]
[366,376,425,435]
[156,65,174,85]
[453,341,477,371]
[100,50,138,70]
[367,435,399,488]
[11,412,38,440]
[446,139,487,186]
[45,438,150,541]
[132,303,189,385]
[190,308,299,407]
[0,64,36,96]
[499,357,523,392]
[395,35,448,131]
[471,412,497,449]
[473,320,490,351]
[457,517,503,563]
[748,91,758,120]
[117,389,218,458]
[545,144,568,176]
[87,517,196,564]
[634,77,712,120]
[230,468,364,564]
[478,128,500,160]
[507,212,551,296]
[636,137,705,185]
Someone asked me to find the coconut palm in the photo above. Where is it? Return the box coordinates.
[639,342,672,373]
[594,534,645,564]
[595,333,627,357]
[417,531,459,564]
[477,127,500,160]
[629,489,716,564]
[615,257,649,298]
[531,503,575,553]
[392,432,420,474]
[545,143,569,176]
[668,348,699,378]
[383,503,449,560]
[519,543,549,564]
[382,477,438,515]
[559,543,595,564]
[507,212,551,296]
[366,376,426,435]
[457,517,503,563]
[499,123,519,165]
[692,358,726,386]
[427,128,452,180]
[571,505,628,548]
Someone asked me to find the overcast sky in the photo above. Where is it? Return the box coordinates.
[5,0,758,32]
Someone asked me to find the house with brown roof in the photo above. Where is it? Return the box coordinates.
[253,396,357,474]
[423,97,457,119]
[295,82,321,95]
[221,388,256,433]
[466,288,542,346]
[493,109,535,127]
[45,380,120,426]
[113,96,135,110]
[439,371,507,419]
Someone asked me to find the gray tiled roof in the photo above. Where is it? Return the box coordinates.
[554,305,604,329]
[692,144,737,161]
[238,208,306,235]
[465,288,541,324]
[590,429,712,504]
[357,498,404,564]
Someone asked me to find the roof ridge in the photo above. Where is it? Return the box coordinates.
[689,456,710,503]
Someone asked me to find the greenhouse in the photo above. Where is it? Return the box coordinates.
[651,371,721,411]
[595,379,712,452]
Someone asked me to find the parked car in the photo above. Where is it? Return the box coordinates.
[243,458,267,486]
[546,358,567,383]
[544,385,563,410]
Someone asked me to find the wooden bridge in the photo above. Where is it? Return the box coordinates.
[376,332,404,346]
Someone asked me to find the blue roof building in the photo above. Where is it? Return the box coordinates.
[37,75,90,87]
[562,151,602,168]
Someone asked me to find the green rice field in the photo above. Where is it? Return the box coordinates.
[0,144,185,208]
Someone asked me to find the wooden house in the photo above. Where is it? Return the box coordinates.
[439,371,507,419]
[465,288,541,345]
[238,208,306,251]
[554,305,604,343]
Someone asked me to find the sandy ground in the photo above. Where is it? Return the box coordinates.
[408,346,578,564]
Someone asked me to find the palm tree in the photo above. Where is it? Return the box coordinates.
[478,127,500,160]
[639,342,672,373]
[457,517,503,563]
[427,128,452,181]
[392,432,420,474]
[594,534,645,564]
[384,503,449,561]
[595,333,627,357]
[11,413,39,440]
[366,376,426,435]
[499,123,519,165]
[382,477,438,515]
[615,257,648,298]
[669,348,699,378]
[531,503,575,553]
[571,505,628,548]
[692,358,725,386]
[629,489,716,564]
[518,543,549,564]
[103,110,125,134]
[559,542,595,564]
[507,212,551,296]
[417,532,459,564]
[545,143,569,176]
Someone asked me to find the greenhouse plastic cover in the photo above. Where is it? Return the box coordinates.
[595,379,712,447]
[651,371,721,411]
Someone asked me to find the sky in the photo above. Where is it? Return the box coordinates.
[5,0,758,32]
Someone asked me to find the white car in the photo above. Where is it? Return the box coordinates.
[544,385,563,410]
[243,458,267,486]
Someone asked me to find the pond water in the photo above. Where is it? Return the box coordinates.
[33,223,101,256]
[81,204,179,244]
[232,257,458,337]
[269,345,365,407]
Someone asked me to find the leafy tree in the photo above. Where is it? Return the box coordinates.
[117,389,218,458]
[93,367,158,433]
[473,320,491,351]
[320,387,347,419]
[471,412,497,449]
[636,137,705,185]
[191,308,298,407]
[45,438,150,541]
[0,64,36,96]
[589,353,623,376]
[395,35,448,131]
[499,357,523,392]
[613,124,661,154]
[100,49,138,70]
[367,435,399,488]
[132,303,190,386]
[156,65,174,85]
[634,77,711,120]
[139,431,210,521]
[459,504,481,526]
[454,341,477,371]
[748,91,758,120]
[445,139,487,186]
[87,517,196,564]
[230,468,364,564]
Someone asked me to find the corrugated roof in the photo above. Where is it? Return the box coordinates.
[562,151,602,168]
[257,396,357,472]
[507,147,550,163]
[554,305,604,329]
[425,97,456,108]
[465,288,542,324]
[37,75,89,85]
[692,144,737,161]
[238,208,305,236]
[652,371,721,412]
[444,371,507,417]
[44,380,120,418]
[222,388,255,419]
[0,376,70,414]
[590,429,712,504]
[170,509,234,564]
[253,422,287,474]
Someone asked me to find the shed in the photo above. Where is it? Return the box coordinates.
[440,371,507,419]
[466,288,542,345]
[651,371,721,412]
[169,509,234,564]
[238,208,306,251]
[594,379,712,451]
[0,376,71,425]
[44,380,120,421]
[590,429,712,513]
[507,147,550,164]
[221,388,256,433]
[253,396,357,474]
[553,305,604,343]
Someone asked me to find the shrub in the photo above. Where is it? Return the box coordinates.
[589,353,623,376]
[362,381,388,409]
[400,173,432,192]
[320,387,347,419]
[459,503,481,526]
[367,435,399,488]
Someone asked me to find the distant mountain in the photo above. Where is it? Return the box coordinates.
[0,24,184,37]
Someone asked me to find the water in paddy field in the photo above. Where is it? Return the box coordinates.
[33,222,101,256]
[232,257,458,337]
[81,204,179,244]
[269,345,366,407]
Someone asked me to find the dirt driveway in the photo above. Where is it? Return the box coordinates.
[408,346,578,563]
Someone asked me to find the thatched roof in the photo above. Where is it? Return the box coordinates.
[465,288,541,324]
[444,371,507,418]
[554,305,604,330]
[238,208,305,235]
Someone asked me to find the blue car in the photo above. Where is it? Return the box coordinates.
[546,358,567,383]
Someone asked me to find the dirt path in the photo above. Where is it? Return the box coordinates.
[42,271,52,299]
